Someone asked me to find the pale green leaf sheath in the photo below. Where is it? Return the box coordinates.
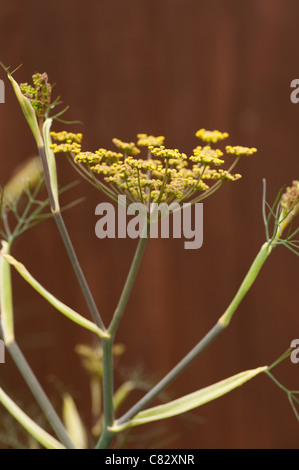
[2,252,109,339]
[62,393,88,449]
[0,388,65,449]
[0,241,14,344]
[110,367,267,432]
[43,119,60,212]
[6,73,43,147]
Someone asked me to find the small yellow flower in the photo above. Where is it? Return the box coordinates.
[149,145,187,160]
[95,148,123,163]
[196,129,229,143]
[74,152,101,164]
[190,146,224,166]
[137,133,165,147]
[50,131,82,144]
[50,141,81,154]
[226,145,257,157]
[112,138,140,156]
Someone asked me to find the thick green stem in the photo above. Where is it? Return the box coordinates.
[219,241,271,327]
[7,341,75,449]
[96,425,115,449]
[102,340,114,427]
[96,225,150,449]
[96,339,115,449]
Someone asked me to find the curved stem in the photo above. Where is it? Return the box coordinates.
[96,426,115,449]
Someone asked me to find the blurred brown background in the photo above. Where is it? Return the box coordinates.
[0,0,298,449]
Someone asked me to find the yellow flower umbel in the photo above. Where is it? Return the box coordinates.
[50,129,256,212]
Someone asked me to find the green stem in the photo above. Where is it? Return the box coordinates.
[53,211,105,331]
[2,227,78,451]
[108,222,150,337]
[267,349,292,371]
[96,425,115,449]
[96,224,150,449]
[117,323,224,424]
[38,146,56,210]
[11,179,44,240]
[102,340,114,427]
[219,241,271,327]
[156,159,169,204]
[38,145,106,331]
[2,209,12,239]
[7,341,75,449]
[96,339,115,449]
[117,240,273,425]
[136,168,144,205]
[3,251,108,339]
[265,370,290,393]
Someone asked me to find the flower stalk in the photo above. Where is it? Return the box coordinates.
[97,221,150,448]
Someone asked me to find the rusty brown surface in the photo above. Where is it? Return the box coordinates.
[0,0,298,449]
